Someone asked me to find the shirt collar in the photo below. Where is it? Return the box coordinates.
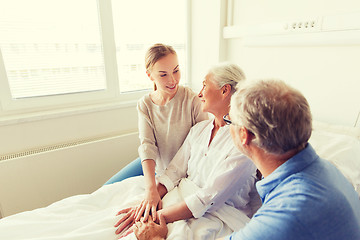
[256,144,319,202]
[209,118,230,131]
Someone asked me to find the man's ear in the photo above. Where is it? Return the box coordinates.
[240,126,252,145]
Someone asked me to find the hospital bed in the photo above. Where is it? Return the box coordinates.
[0,121,359,240]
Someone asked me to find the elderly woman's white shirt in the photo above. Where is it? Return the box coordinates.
[156,119,257,218]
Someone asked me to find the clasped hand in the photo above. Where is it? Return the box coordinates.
[115,189,162,237]
[136,188,162,222]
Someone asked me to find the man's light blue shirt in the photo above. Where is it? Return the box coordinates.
[228,144,360,240]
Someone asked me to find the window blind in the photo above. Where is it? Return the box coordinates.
[0,0,106,99]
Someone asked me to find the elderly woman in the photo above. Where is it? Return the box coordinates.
[115,63,259,239]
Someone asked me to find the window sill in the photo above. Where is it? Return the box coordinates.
[0,99,138,127]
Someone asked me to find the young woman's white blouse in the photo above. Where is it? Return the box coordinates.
[156,119,258,218]
[137,86,208,175]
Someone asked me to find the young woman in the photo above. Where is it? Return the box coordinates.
[105,43,208,222]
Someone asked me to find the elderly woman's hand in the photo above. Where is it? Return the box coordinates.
[134,214,168,240]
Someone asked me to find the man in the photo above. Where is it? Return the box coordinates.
[134,79,360,240]
[224,79,360,239]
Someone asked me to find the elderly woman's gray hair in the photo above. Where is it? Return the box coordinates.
[230,79,312,154]
[207,63,246,93]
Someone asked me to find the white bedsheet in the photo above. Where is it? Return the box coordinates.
[0,176,250,240]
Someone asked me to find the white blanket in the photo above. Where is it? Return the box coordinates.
[0,176,250,240]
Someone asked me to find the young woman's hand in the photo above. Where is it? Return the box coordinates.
[135,188,162,222]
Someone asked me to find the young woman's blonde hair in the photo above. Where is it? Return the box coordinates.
[145,43,177,90]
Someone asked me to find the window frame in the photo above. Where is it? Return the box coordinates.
[0,0,189,118]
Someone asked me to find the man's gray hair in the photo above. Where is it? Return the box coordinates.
[230,79,312,154]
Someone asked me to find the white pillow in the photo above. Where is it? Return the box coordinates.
[312,120,360,140]
[309,123,360,196]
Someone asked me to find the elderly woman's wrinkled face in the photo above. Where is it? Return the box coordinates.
[198,73,223,113]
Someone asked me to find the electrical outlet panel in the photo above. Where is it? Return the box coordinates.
[284,19,320,33]
[224,18,322,38]
[223,12,360,41]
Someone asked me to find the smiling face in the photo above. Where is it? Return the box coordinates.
[148,53,180,97]
[198,73,224,114]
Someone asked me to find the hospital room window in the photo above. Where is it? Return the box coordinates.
[111,0,188,92]
[0,0,106,99]
[0,0,188,110]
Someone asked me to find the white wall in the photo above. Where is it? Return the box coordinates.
[0,104,139,217]
[227,43,360,126]
[189,0,227,92]
[190,0,360,127]
[0,104,138,155]
[225,0,360,127]
[0,131,139,217]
